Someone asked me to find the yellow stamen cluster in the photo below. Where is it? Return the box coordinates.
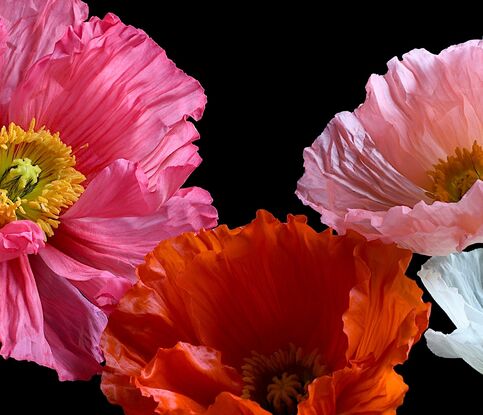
[428,141,483,203]
[0,120,85,236]
[242,344,327,415]
[0,190,21,227]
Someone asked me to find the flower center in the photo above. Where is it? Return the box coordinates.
[427,141,483,203]
[241,344,327,415]
[0,120,85,236]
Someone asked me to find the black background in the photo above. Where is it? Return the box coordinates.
[1,2,481,413]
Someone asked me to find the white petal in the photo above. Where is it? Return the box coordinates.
[418,250,483,329]
[426,326,483,374]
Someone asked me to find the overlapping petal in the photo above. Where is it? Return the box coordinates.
[0,0,88,114]
[0,220,44,261]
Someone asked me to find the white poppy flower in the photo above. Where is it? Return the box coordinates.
[418,250,483,373]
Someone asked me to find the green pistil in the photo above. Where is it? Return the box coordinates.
[0,158,41,199]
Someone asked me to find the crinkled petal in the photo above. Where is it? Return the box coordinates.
[102,371,157,415]
[140,118,202,193]
[0,0,88,114]
[356,40,483,188]
[0,255,51,364]
[316,180,483,256]
[28,254,107,380]
[205,393,270,415]
[418,250,483,374]
[425,326,483,374]
[134,343,241,413]
[9,13,206,185]
[299,364,407,415]
[418,250,483,329]
[55,183,217,282]
[38,244,132,314]
[0,220,45,262]
[61,159,163,220]
[343,237,429,365]
[296,111,428,220]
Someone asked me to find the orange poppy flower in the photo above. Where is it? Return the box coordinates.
[101,210,429,415]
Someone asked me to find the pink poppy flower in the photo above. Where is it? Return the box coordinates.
[0,0,217,380]
[297,40,483,256]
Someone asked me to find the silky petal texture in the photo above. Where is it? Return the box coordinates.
[356,40,483,188]
[297,111,429,215]
[61,159,164,220]
[419,250,483,373]
[297,40,483,256]
[344,239,430,365]
[8,12,206,187]
[425,327,483,374]
[0,220,44,262]
[102,211,428,414]
[299,364,407,415]
[0,0,88,115]
[0,256,52,364]
[205,393,270,415]
[135,343,242,414]
[38,245,131,314]
[53,160,217,282]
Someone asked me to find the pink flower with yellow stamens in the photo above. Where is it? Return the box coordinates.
[0,0,216,380]
[297,40,483,256]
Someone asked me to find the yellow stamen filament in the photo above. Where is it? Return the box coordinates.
[0,190,21,227]
[428,141,483,202]
[0,120,85,236]
[241,344,327,415]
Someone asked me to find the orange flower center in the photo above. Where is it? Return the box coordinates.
[427,141,483,202]
[241,344,327,415]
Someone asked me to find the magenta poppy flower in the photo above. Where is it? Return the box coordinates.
[297,40,483,256]
[0,0,217,380]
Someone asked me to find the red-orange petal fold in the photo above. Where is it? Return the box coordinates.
[299,363,407,415]
[205,392,270,415]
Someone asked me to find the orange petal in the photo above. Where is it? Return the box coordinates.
[101,372,156,415]
[299,363,407,414]
[135,342,242,410]
[343,235,430,365]
[204,392,271,415]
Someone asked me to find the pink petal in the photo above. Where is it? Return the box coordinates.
[141,120,202,193]
[296,111,428,222]
[0,0,88,115]
[38,244,132,314]
[28,253,107,380]
[8,13,206,185]
[54,182,217,281]
[0,220,45,262]
[331,180,483,256]
[62,159,163,220]
[356,40,483,188]
[0,255,52,364]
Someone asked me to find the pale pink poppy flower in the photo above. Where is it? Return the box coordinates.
[297,40,483,256]
[0,0,217,380]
